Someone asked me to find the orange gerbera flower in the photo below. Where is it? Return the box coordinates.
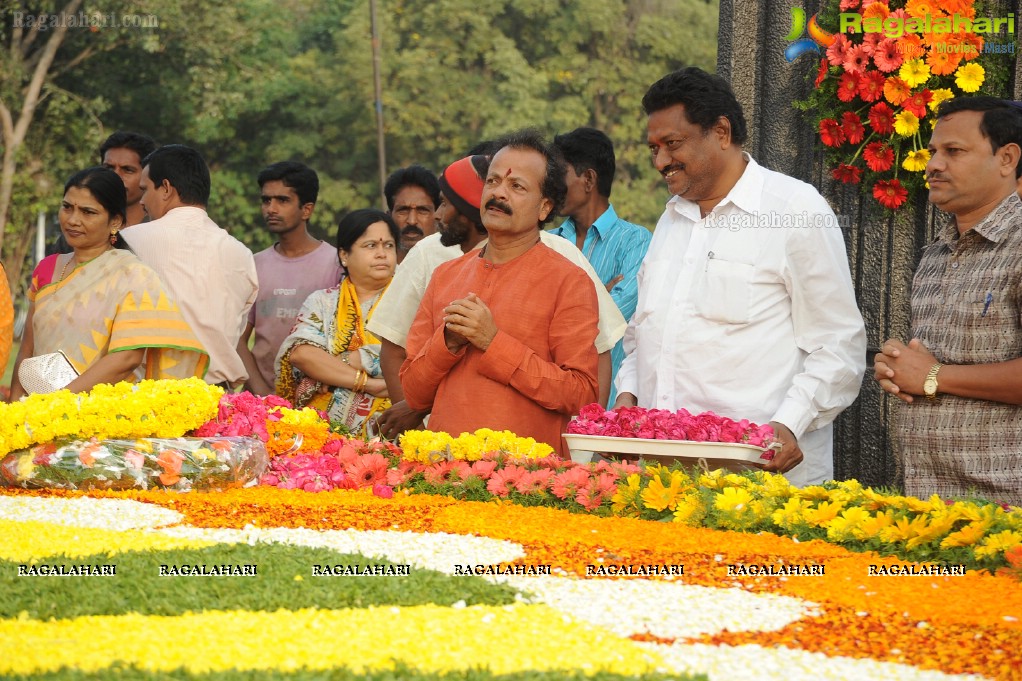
[960,32,984,59]
[896,34,925,60]
[883,77,911,106]
[905,0,942,20]
[939,0,974,18]
[926,49,962,77]
[862,2,890,21]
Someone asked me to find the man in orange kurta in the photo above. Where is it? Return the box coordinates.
[401,132,599,456]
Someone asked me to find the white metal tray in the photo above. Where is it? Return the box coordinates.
[563,433,771,471]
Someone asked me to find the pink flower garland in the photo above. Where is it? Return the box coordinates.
[568,403,774,447]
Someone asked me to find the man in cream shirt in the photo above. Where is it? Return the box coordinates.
[127,144,258,389]
[616,68,866,486]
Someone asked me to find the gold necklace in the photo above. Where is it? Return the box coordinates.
[59,255,78,281]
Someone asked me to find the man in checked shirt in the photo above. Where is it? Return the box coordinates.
[876,97,1022,505]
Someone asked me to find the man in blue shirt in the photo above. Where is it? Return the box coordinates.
[551,128,651,405]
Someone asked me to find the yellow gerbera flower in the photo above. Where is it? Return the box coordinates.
[894,111,920,137]
[975,530,1022,559]
[955,62,985,93]
[672,495,705,525]
[804,500,845,527]
[858,510,895,539]
[902,149,931,172]
[713,486,753,513]
[928,88,954,112]
[826,506,871,542]
[771,497,813,529]
[940,521,992,549]
[640,475,684,513]
[898,58,930,88]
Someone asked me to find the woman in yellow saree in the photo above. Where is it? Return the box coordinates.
[276,209,396,437]
[10,167,208,399]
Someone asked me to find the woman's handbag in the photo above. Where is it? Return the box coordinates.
[18,351,80,394]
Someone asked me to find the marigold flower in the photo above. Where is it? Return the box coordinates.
[893,110,919,136]
[955,62,985,93]
[902,149,931,172]
[863,142,894,172]
[873,179,908,209]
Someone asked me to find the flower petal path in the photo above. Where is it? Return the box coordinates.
[2,487,1019,679]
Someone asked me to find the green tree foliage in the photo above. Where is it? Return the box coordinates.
[3,0,719,290]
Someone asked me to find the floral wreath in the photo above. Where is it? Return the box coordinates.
[797,0,1013,210]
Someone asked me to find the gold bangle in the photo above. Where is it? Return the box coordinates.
[354,369,368,393]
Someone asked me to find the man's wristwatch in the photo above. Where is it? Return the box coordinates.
[923,363,943,400]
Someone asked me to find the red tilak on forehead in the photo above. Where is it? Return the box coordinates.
[505,168,512,177]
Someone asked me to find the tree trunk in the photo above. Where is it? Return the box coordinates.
[0,0,82,254]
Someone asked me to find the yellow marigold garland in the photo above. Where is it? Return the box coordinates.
[0,379,222,458]
[265,406,333,457]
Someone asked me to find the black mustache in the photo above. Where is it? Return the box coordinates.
[485,198,513,214]
[661,164,684,176]
[401,226,424,237]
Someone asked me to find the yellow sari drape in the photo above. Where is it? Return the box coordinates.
[276,277,391,437]
[30,249,208,381]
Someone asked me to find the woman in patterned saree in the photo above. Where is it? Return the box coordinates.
[276,209,397,436]
[10,167,208,399]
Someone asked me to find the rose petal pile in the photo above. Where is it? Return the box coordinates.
[568,403,775,446]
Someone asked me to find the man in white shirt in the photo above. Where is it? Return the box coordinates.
[615,67,866,486]
[127,144,258,389]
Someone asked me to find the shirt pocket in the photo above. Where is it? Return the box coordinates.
[694,258,754,325]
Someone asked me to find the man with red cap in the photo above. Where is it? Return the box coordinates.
[369,155,492,435]
[369,152,625,439]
